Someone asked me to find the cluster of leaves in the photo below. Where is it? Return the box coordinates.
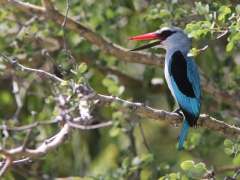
[224,137,240,166]
[86,154,154,180]
[160,160,210,180]
[144,1,191,27]
[185,2,240,55]
[102,75,125,96]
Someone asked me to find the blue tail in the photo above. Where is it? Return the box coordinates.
[178,120,189,150]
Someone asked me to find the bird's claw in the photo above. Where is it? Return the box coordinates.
[172,108,184,117]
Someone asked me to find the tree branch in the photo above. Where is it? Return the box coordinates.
[1,0,239,112]
[1,52,240,139]
[0,123,71,159]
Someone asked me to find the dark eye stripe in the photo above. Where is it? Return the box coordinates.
[156,30,177,38]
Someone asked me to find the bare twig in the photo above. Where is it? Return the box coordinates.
[0,52,64,83]
[197,28,229,52]
[2,121,9,149]
[0,158,32,169]
[139,121,151,153]
[0,158,12,179]
[22,129,31,148]
[0,123,71,159]
[0,119,58,131]
[11,71,22,120]
[214,165,240,174]
[67,120,113,130]
[61,0,73,60]
[29,33,66,77]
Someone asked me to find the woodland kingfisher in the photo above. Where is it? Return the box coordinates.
[127,27,202,150]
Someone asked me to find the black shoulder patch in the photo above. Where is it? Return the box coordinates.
[170,51,195,98]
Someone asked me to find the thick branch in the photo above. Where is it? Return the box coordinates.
[96,94,240,138]
[0,123,71,159]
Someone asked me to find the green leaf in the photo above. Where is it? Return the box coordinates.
[110,100,125,109]
[218,13,225,21]
[184,28,192,34]
[195,2,205,15]
[192,25,200,31]
[108,85,119,96]
[224,7,231,14]
[220,6,231,14]
[237,136,240,143]
[177,172,183,179]
[181,160,194,170]
[190,133,201,146]
[230,26,237,35]
[78,63,88,74]
[224,148,234,155]
[109,127,120,137]
[158,10,171,19]
[102,78,115,87]
[122,157,131,169]
[77,76,84,84]
[60,81,69,86]
[118,85,125,95]
[142,154,154,163]
[233,155,240,165]
[169,173,178,179]
[0,90,12,105]
[102,75,118,87]
[195,162,206,170]
[226,42,234,52]
[205,4,209,13]
[112,111,123,119]
[224,139,234,146]
[236,5,240,14]
[45,96,54,104]
[181,175,190,180]
[204,14,212,21]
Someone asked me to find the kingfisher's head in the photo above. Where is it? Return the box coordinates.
[127,26,190,52]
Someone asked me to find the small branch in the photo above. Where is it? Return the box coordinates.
[11,71,22,120]
[21,129,31,148]
[197,28,229,52]
[0,158,12,179]
[138,121,151,153]
[232,170,240,179]
[0,119,58,131]
[214,165,240,174]
[2,121,9,149]
[0,52,64,83]
[0,158,32,169]
[61,0,73,60]
[67,120,113,130]
[0,123,71,159]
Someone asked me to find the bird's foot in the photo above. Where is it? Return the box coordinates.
[172,108,184,117]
